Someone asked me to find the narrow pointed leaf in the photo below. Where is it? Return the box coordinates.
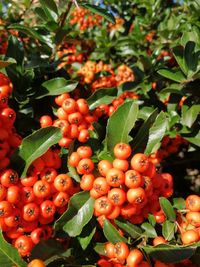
[115,218,143,239]
[106,101,138,155]
[144,111,168,155]
[80,3,115,24]
[0,231,26,267]
[159,197,176,222]
[132,109,158,153]
[103,219,127,243]
[54,191,94,237]
[12,127,62,178]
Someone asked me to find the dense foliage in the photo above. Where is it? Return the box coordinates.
[0,0,199,266]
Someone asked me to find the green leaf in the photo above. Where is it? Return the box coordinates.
[181,105,200,128]
[87,88,117,110]
[36,78,78,99]
[141,222,157,238]
[40,0,58,14]
[94,243,106,256]
[6,36,24,65]
[184,41,198,75]
[0,58,16,69]
[8,24,49,45]
[131,109,158,153]
[105,101,138,155]
[184,130,200,147]
[144,111,168,155]
[12,127,62,178]
[148,214,156,227]
[80,3,115,24]
[162,220,175,241]
[115,218,143,239]
[35,7,50,21]
[103,219,127,243]
[157,69,186,83]
[142,243,199,264]
[173,198,186,210]
[0,231,26,267]
[77,222,96,250]
[172,46,187,75]
[54,191,94,237]
[67,165,80,182]
[159,197,176,222]
[30,239,65,261]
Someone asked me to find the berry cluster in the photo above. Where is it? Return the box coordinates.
[178,194,200,245]
[78,61,135,89]
[69,143,174,226]
[57,43,85,70]
[78,60,115,85]
[70,8,102,31]
[149,135,188,165]
[107,17,124,32]
[40,94,97,148]
[94,91,138,117]
[0,148,79,257]
[0,73,21,171]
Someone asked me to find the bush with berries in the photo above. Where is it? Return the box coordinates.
[0,0,199,267]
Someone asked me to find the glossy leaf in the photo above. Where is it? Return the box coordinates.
[77,222,96,250]
[36,78,78,99]
[8,24,48,45]
[12,127,62,178]
[148,214,156,227]
[115,218,143,239]
[87,88,117,110]
[54,191,94,237]
[145,111,168,155]
[184,41,198,75]
[103,219,127,243]
[141,222,157,238]
[40,0,58,14]
[94,243,106,256]
[157,69,186,82]
[6,36,24,65]
[0,231,26,267]
[173,198,186,210]
[30,239,65,261]
[105,101,138,155]
[184,131,200,147]
[67,165,80,182]
[159,197,176,222]
[142,243,199,263]
[162,220,175,241]
[181,105,200,128]
[172,46,187,75]
[131,109,158,153]
[80,3,115,24]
